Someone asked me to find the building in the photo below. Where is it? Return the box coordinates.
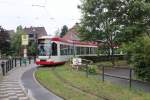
[24,26,47,43]
[62,24,80,41]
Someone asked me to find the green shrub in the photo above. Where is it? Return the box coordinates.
[128,36,150,81]
[88,66,97,74]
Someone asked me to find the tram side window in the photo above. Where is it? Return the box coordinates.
[91,47,94,54]
[80,47,84,55]
[94,48,97,54]
[60,44,70,55]
[86,47,89,54]
[60,44,64,55]
[71,46,74,55]
[76,47,81,55]
[68,46,71,55]
[52,42,57,56]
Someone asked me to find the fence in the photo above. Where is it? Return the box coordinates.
[0,57,36,76]
[97,65,150,90]
[80,54,126,63]
[78,62,150,91]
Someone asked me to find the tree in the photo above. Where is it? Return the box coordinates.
[116,0,150,43]
[125,36,150,81]
[78,0,123,65]
[0,26,11,56]
[54,28,60,37]
[28,42,37,56]
[78,0,150,65]
[60,25,68,37]
[11,25,26,56]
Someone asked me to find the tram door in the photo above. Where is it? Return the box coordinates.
[51,42,57,56]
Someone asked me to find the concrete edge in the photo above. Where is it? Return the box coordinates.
[33,69,64,100]
[19,64,37,100]
[19,80,36,100]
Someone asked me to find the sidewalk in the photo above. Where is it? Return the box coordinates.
[0,63,35,100]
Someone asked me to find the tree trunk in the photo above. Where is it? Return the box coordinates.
[111,47,115,66]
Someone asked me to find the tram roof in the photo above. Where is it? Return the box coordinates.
[51,37,97,46]
[38,36,97,46]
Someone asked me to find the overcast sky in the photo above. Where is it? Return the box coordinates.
[0,0,81,36]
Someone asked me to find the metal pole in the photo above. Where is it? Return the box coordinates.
[129,68,132,89]
[102,66,104,82]
[20,58,22,66]
[15,58,17,67]
[86,64,88,78]
[29,57,31,64]
[6,61,8,73]
[1,62,5,76]
[8,59,11,71]
[11,59,13,69]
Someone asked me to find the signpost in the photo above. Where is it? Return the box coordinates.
[22,35,29,45]
[21,35,28,65]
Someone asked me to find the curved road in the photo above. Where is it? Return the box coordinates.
[104,68,150,92]
[21,66,63,100]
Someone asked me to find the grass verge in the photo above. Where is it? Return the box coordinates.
[35,64,150,100]
[35,68,101,100]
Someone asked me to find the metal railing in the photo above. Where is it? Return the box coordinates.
[0,57,36,76]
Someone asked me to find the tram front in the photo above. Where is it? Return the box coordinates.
[36,37,52,65]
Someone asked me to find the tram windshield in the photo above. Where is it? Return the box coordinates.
[38,39,51,56]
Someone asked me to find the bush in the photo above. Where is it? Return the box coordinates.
[88,66,97,74]
[128,36,150,81]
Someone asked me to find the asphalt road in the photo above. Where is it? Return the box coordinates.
[103,68,150,92]
[21,66,63,100]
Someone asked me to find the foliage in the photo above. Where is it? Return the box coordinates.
[10,25,26,56]
[78,0,120,46]
[0,26,11,56]
[54,28,60,37]
[125,36,150,81]
[60,25,68,38]
[78,0,150,65]
[88,66,97,74]
[28,42,37,56]
[116,0,150,43]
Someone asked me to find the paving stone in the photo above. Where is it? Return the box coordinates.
[0,98,9,100]
[0,64,35,100]
[9,95,18,100]
[16,93,26,96]
[18,97,29,100]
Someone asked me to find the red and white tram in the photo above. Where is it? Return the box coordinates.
[35,36,97,65]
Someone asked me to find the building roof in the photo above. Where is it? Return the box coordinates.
[62,24,80,41]
[24,26,47,38]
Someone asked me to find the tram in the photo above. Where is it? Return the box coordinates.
[35,36,97,65]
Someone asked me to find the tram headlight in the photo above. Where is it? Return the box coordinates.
[47,59,52,62]
[36,58,40,61]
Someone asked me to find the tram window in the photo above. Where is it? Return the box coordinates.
[90,47,93,54]
[60,44,63,55]
[71,46,74,55]
[60,44,70,55]
[86,47,89,54]
[68,46,71,55]
[80,47,84,55]
[93,48,96,54]
[76,47,80,55]
[52,42,57,56]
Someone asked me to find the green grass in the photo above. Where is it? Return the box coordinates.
[96,60,129,67]
[35,68,100,100]
[35,64,150,100]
